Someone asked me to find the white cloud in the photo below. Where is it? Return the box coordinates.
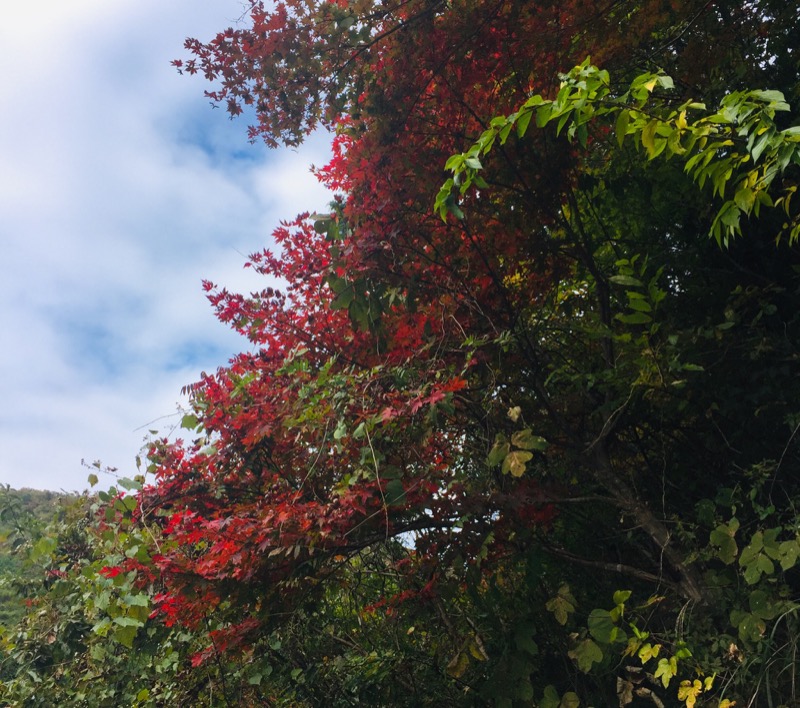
[0,0,331,490]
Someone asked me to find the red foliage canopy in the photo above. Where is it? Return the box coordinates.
[144,0,718,643]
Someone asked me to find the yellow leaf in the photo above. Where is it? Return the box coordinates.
[677,679,703,708]
[637,642,661,663]
[502,450,533,476]
[642,120,659,157]
[446,650,469,678]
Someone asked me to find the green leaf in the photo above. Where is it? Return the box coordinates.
[511,428,548,451]
[615,109,630,147]
[710,522,739,564]
[616,311,652,325]
[749,589,777,620]
[561,693,580,708]
[330,284,355,310]
[778,538,800,570]
[626,298,652,312]
[487,435,511,466]
[514,621,539,656]
[32,536,57,560]
[751,131,773,162]
[113,615,144,628]
[516,109,533,137]
[656,74,675,90]
[113,625,139,649]
[734,187,755,213]
[613,590,632,605]
[384,479,406,506]
[609,275,643,287]
[588,608,624,644]
[540,686,560,708]
[569,638,603,672]
[118,477,142,492]
[736,612,766,641]
[180,413,199,430]
[749,89,787,104]
[333,419,347,441]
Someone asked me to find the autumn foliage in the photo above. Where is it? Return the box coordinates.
[3,0,800,705]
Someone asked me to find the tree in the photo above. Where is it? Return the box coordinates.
[4,1,800,705]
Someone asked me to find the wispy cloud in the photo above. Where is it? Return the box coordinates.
[0,0,331,490]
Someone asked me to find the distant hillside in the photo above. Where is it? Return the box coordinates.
[0,487,78,627]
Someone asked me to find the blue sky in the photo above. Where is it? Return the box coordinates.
[0,0,331,491]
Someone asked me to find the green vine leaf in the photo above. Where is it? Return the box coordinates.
[569,638,603,672]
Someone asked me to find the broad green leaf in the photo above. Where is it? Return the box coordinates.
[656,74,674,90]
[540,686,560,708]
[736,612,766,641]
[569,638,603,672]
[778,538,800,570]
[749,89,787,105]
[710,523,738,564]
[516,109,533,137]
[748,589,777,620]
[384,479,406,506]
[734,187,755,213]
[118,477,142,492]
[180,413,199,430]
[330,285,355,310]
[487,435,511,466]
[514,621,538,656]
[113,625,139,649]
[588,608,625,643]
[511,428,548,451]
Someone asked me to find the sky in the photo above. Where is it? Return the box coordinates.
[0,0,331,492]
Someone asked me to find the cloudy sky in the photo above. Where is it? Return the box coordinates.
[0,0,331,491]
